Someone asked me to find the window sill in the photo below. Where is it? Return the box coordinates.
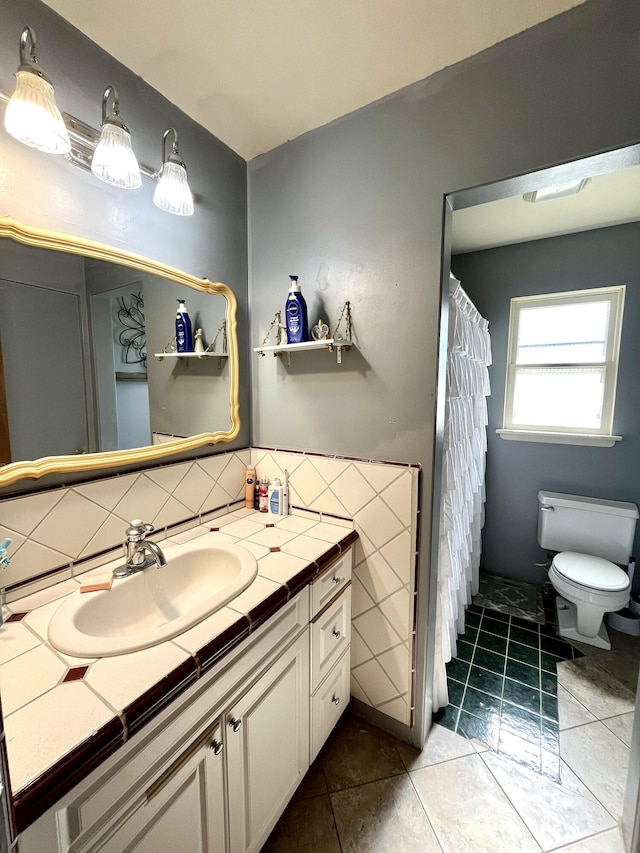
[496,430,622,448]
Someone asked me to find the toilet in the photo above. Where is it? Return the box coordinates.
[537,491,639,650]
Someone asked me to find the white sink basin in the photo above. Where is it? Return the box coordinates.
[48,540,258,657]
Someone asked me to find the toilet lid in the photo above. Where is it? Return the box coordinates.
[552,551,630,592]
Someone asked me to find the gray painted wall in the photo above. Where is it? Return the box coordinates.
[248,0,640,740]
[453,222,640,586]
[0,0,250,497]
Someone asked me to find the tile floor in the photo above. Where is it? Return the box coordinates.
[435,602,583,779]
[263,709,628,852]
[264,615,638,852]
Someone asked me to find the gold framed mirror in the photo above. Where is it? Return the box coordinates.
[0,216,240,488]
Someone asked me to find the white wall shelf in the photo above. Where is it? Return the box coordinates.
[154,352,227,359]
[253,339,353,364]
[154,352,228,368]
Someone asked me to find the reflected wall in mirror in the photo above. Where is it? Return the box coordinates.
[0,217,239,488]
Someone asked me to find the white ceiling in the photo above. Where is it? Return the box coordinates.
[452,165,640,253]
[42,0,584,160]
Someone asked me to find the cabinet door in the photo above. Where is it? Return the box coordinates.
[86,721,226,853]
[225,631,309,853]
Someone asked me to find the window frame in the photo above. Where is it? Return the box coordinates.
[502,285,625,439]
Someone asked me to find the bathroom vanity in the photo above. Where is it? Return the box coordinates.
[3,511,355,853]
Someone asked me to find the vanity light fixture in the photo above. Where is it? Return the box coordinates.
[1,27,195,214]
[153,128,194,216]
[4,26,71,154]
[91,85,142,189]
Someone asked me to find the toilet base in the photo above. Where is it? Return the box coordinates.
[555,595,611,650]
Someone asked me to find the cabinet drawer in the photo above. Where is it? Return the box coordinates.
[310,586,351,691]
[311,548,353,617]
[310,648,350,762]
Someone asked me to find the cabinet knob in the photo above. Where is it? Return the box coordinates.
[210,739,224,755]
[332,628,341,639]
[229,717,242,732]
[332,576,341,585]
[332,695,340,706]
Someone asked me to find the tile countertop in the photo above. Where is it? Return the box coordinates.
[0,507,357,834]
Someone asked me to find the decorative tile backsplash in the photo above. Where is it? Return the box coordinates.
[0,450,252,596]
[0,446,420,728]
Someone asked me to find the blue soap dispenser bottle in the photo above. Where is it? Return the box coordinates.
[285,275,309,344]
[175,298,193,352]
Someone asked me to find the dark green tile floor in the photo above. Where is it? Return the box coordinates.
[434,596,583,781]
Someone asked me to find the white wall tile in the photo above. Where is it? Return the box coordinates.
[0,490,64,537]
[74,474,138,511]
[3,540,70,588]
[358,462,405,493]
[173,464,215,513]
[146,463,192,494]
[330,466,376,515]
[353,608,403,656]
[113,475,170,524]
[30,491,109,559]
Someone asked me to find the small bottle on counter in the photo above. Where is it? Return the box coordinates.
[245,469,256,509]
[253,479,260,510]
[269,478,283,515]
[258,477,269,512]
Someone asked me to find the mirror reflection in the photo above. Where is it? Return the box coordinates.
[0,217,239,488]
[0,241,230,465]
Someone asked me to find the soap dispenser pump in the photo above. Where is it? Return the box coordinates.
[285,275,309,344]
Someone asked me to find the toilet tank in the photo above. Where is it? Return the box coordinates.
[537,491,639,565]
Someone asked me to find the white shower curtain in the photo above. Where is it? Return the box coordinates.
[433,274,492,712]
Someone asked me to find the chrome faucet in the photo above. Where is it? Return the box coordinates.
[113,520,167,579]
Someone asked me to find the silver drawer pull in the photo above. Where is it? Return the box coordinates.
[332,576,342,584]
[210,739,224,755]
[540,505,554,512]
[332,628,341,639]
[332,695,340,706]
[229,717,242,733]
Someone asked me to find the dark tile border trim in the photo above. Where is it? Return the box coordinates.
[13,717,124,834]
[286,564,318,598]
[197,616,251,674]
[124,658,199,737]
[253,445,421,469]
[248,586,289,630]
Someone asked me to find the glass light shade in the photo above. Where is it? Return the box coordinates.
[4,70,71,154]
[153,161,194,216]
[91,122,142,189]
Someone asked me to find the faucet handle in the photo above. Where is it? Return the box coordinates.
[126,520,155,541]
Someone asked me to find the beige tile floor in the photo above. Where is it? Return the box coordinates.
[263,631,639,852]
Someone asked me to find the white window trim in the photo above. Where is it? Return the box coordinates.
[496,429,622,448]
[501,285,625,443]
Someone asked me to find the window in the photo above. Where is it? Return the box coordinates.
[501,286,625,444]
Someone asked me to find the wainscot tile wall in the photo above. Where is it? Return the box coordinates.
[252,448,420,727]
[0,447,420,728]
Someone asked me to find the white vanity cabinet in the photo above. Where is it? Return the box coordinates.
[18,548,353,853]
[225,632,309,853]
[309,548,353,762]
[97,718,227,853]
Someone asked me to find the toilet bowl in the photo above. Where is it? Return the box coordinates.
[548,551,630,649]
